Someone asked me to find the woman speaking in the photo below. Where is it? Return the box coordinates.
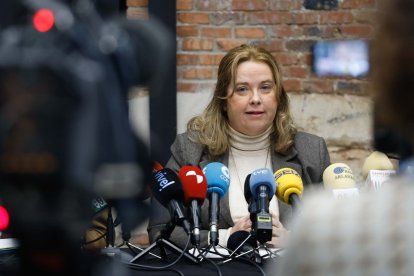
[148,44,331,249]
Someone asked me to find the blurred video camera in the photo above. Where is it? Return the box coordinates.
[0,0,173,274]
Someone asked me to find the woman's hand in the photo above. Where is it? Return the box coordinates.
[230,215,252,235]
[267,213,290,248]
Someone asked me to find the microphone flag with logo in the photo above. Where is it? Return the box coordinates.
[178,166,207,247]
[274,168,303,211]
[178,166,207,207]
[362,151,396,191]
[152,168,191,235]
[323,163,359,199]
[249,168,276,244]
[202,162,230,246]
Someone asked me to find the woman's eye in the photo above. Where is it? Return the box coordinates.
[260,85,272,92]
[236,86,248,93]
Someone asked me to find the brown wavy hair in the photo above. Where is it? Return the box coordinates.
[187,44,297,157]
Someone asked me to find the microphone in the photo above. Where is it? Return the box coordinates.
[138,160,163,201]
[323,163,359,199]
[244,174,259,241]
[152,168,191,235]
[274,168,303,211]
[178,166,207,248]
[362,151,394,178]
[249,168,276,244]
[362,151,396,191]
[243,174,256,214]
[227,230,256,258]
[202,162,230,246]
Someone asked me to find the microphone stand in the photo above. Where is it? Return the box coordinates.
[118,220,162,260]
[249,230,282,263]
[100,204,122,259]
[106,205,115,248]
[289,194,302,213]
[129,220,198,264]
[200,242,231,259]
[219,232,261,265]
[199,193,232,259]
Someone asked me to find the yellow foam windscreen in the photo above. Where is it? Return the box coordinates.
[274,168,303,204]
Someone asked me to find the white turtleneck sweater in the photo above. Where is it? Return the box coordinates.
[218,126,280,246]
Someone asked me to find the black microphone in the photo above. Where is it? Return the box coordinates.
[227,230,257,258]
[152,168,191,236]
[243,174,252,207]
[244,174,258,223]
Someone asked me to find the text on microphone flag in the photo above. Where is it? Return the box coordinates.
[333,165,353,176]
[274,168,301,179]
[154,170,175,191]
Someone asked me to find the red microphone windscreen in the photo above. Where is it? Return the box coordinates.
[178,166,207,207]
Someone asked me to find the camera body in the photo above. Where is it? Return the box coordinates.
[0,1,173,274]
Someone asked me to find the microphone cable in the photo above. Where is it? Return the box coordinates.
[126,265,184,276]
[201,244,231,259]
[226,232,256,259]
[81,231,106,247]
[81,215,122,248]
[119,234,162,260]
[122,233,191,273]
[219,244,266,276]
[261,244,283,259]
[217,232,266,276]
[191,246,223,276]
[226,257,266,276]
[202,256,223,276]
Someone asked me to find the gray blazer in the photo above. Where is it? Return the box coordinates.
[147,131,330,249]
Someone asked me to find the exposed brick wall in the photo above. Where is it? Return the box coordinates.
[127,0,376,94]
[174,0,376,96]
[127,0,380,180]
[126,0,148,20]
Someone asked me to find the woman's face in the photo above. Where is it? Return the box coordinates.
[225,60,278,136]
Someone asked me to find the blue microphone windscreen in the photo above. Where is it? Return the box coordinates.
[202,162,230,198]
[249,168,276,199]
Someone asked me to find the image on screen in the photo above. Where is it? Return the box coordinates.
[313,39,369,77]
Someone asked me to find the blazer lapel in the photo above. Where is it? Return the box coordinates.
[270,147,300,228]
[271,146,299,175]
